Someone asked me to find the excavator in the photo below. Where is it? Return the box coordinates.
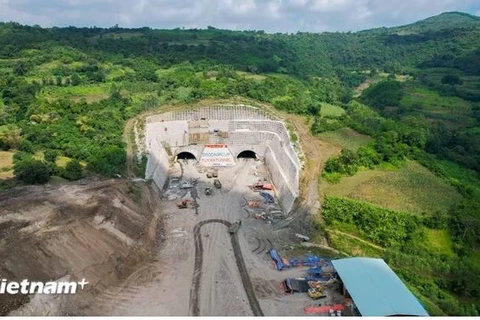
[307,282,327,300]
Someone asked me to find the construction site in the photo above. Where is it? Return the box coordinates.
[0,104,428,316]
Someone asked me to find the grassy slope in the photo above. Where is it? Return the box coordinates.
[39,83,110,103]
[320,103,345,117]
[0,151,14,179]
[425,229,455,257]
[320,160,462,215]
[318,127,372,151]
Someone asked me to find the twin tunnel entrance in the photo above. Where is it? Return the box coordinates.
[176,150,257,161]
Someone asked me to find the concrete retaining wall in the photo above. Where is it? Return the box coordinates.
[145,106,300,213]
[145,137,170,190]
[265,146,297,213]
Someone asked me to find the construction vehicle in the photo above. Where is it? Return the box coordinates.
[213,179,222,189]
[205,187,212,195]
[308,287,327,300]
[176,199,192,209]
[228,220,241,234]
[251,180,273,191]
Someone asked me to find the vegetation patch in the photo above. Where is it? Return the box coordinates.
[0,150,14,169]
[400,85,471,114]
[319,103,345,117]
[425,229,455,257]
[322,160,462,215]
[317,127,372,151]
[39,83,110,102]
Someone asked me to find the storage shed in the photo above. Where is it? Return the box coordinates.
[331,257,429,317]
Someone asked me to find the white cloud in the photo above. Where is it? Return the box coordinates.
[310,0,349,12]
[288,0,307,8]
[0,0,478,32]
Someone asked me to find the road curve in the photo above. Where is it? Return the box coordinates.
[189,219,264,316]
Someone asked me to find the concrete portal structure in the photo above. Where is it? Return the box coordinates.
[145,105,301,213]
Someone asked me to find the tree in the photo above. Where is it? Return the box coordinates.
[13,62,27,76]
[361,80,404,109]
[44,150,59,163]
[0,125,23,150]
[441,74,463,86]
[13,158,51,184]
[71,73,82,86]
[62,159,84,180]
[87,146,126,176]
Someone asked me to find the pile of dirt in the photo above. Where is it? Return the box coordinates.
[0,178,163,315]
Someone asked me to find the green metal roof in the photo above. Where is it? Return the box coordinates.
[332,257,429,317]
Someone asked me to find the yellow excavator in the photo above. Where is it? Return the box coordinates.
[308,288,326,300]
[308,283,326,300]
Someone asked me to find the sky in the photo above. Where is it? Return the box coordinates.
[0,0,479,33]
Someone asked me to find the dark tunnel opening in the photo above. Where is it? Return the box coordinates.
[177,152,196,160]
[237,150,257,159]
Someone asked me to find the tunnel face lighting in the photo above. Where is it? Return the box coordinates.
[237,150,256,159]
[177,152,196,160]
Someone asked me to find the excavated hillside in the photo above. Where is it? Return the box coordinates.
[0,178,164,315]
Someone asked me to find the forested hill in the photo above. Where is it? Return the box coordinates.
[1,12,480,79]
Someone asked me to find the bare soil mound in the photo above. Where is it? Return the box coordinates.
[0,178,163,315]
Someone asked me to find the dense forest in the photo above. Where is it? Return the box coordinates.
[0,11,479,315]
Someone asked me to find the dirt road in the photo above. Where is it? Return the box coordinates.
[190,219,263,316]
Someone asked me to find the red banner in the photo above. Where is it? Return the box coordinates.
[204,144,226,148]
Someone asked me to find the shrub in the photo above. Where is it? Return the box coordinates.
[87,146,126,176]
[62,159,84,181]
[13,158,51,184]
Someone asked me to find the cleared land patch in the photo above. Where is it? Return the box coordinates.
[317,127,372,151]
[320,103,345,118]
[0,151,14,179]
[321,160,462,215]
[425,229,454,257]
[39,84,110,103]
[400,86,473,127]
[236,71,266,80]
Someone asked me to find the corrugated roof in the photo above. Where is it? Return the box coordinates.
[332,257,429,317]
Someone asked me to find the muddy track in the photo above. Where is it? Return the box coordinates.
[256,239,266,254]
[266,239,273,252]
[190,219,264,316]
[252,237,261,253]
